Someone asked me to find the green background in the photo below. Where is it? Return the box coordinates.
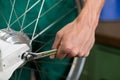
[80,43,120,80]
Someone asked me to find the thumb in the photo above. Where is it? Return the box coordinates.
[52,31,63,49]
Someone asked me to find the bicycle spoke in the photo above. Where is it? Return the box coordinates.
[31,69,36,80]
[21,0,63,31]
[22,66,67,79]
[15,71,17,80]
[31,0,45,45]
[31,7,76,42]
[0,11,8,27]
[10,0,41,27]
[17,68,23,80]
[10,0,21,29]
[22,66,51,79]
[37,62,67,79]
[33,60,41,80]
[37,60,75,65]
[33,38,54,53]
[14,59,73,80]
[33,40,46,44]
[20,0,30,31]
[8,0,16,29]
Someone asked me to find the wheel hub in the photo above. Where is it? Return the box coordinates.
[0,28,31,48]
[0,28,31,80]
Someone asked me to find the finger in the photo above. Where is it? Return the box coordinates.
[56,46,67,59]
[50,54,55,59]
[84,39,95,57]
[52,31,63,49]
[83,45,91,57]
[76,33,90,57]
[77,39,91,57]
[78,31,94,57]
[81,36,95,57]
[66,48,78,58]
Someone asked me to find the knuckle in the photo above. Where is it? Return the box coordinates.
[88,40,95,50]
[66,48,78,57]
[56,31,62,38]
[78,52,84,57]
[70,53,76,57]
[64,46,72,53]
[84,54,89,57]
[64,46,79,57]
[84,52,90,57]
[56,53,61,59]
[56,53,65,59]
[71,49,78,57]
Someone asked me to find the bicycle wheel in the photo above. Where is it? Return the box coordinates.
[0,0,85,80]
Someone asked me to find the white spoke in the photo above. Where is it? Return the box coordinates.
[0,11,8,26]
[10,0,41,27]
[18,68,23,80]
[21,0,63,31]
[8,0,16,29]
[31,0,45,44]
[21,18,36,31]
[35,39,52,53]
[33,40,46,44]
[20,0,30,31]
[31,7,76,42]
[10,0,21,29]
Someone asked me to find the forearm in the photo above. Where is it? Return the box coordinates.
[77,0,105,29]
[52,0,105,58]
[85,0,105,16]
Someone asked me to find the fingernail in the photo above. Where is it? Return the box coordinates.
[50,55,55,59]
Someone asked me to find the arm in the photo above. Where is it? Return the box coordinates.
[51,0,105,59]
[78,0,105,30]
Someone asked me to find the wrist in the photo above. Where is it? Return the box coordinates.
[76,6,99,30]
[76,0,105,30]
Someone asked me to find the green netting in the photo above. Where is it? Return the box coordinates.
[0,0,78,80]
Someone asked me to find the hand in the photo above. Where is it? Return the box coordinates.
[50,0,104,59]
[51,17,97,59]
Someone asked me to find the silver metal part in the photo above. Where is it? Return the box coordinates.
[66,57,86,80]
[0,28,30,47]
[0,28,31,80]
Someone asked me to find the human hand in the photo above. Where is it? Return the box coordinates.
[51,18,96,59]
[50,0,105,59]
